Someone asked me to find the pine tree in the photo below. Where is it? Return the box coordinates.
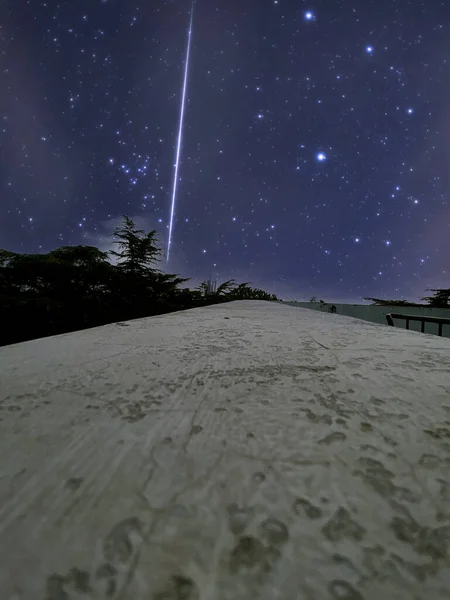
[109,216,161,274]
[420,289,450,307]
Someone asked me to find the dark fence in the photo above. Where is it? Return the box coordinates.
[386,313,450,337]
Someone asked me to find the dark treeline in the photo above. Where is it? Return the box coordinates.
[362,290,450,307]
[309,291,450,308]
[0,216,279,347]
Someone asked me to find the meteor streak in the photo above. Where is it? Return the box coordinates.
[166,2,195,262]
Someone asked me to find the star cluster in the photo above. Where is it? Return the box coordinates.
[1,0,449,301]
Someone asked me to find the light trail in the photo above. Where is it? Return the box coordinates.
[166,2,195,263]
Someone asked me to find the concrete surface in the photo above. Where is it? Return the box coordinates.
[1,300,450,599]
[284,301,450,338]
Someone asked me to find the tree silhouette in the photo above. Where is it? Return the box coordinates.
[362,297,420,307]
[216,279,237,296]
[46,245,113,297]
[109,215,161,274]
[0,215,279,347]
[420,289,450,307]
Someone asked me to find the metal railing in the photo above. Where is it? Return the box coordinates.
[386,313,450,337]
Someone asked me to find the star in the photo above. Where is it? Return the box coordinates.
[316,152,327,162]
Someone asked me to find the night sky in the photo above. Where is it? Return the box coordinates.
[2,1,450,302]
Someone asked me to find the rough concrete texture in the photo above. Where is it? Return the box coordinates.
[1,300,450,599]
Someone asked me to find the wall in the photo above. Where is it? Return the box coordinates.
[283,301,450,338]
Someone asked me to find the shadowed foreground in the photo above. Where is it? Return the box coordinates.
[1,300,450,599]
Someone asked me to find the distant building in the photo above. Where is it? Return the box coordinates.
[205,278,217,295]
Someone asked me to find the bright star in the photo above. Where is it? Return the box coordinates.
[316,152,326,162]
[366,46,373,53]
[305,11,314,20]
[407,107,413,114]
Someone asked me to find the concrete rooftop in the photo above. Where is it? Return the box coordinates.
[1,300,450,599]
